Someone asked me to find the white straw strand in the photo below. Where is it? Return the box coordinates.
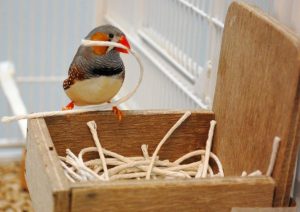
[146,111,192,180]
[141,144,150,160]
[266,136,281,176]
[1,40,143,123]
[241,171,247,177]
[87,121,109,181]
[173,150,224,177]
[196,120,217,178]
[65,150,101,180]
[60,161,83,181]
[248,170,262,177]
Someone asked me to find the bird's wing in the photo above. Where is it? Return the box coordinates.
[63,64,85,90]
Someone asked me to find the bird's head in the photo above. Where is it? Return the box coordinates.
[85,25,131,56]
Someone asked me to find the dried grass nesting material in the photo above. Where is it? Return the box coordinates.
[60,112,225,182]
[0,162,33,212]
[59,111,281,182]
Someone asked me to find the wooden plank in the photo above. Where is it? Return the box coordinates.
[71,176,275,212]
[26,118,70,212]
[212,1,300,206]
[45,110,214,161]
[232,207,296,212]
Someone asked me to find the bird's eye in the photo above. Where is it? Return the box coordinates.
[108,33,114,39]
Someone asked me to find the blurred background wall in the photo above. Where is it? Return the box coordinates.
[0,0,98,138]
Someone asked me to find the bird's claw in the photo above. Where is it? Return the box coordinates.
[62,101,75,111]
[112,106,123,121]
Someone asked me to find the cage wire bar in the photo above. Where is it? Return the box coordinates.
[105,0,275,109]
[137,0,277,106]
[142,0,224,83]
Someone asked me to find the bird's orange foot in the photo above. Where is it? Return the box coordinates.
[112,106,123,121]
[62,101,75,111]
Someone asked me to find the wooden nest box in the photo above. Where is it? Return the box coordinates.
[26,2,300,212]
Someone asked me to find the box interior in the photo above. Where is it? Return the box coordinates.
[44,110,214,162]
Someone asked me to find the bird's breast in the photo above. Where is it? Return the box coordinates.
[65,75,124,106]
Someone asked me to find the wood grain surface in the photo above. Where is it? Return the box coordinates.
[45,110,214,162]
[232,207,296,212]
[70,176,274,212]
[26,118,70,212]
[212,1,300,206]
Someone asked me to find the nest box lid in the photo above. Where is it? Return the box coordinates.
[212,1,300,206]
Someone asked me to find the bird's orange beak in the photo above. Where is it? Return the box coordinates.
[116,35,130,53]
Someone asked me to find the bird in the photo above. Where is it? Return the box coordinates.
[62,25,131,120]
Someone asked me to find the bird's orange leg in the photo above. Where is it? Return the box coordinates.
[62,101,75,110]
[112,106,123,121]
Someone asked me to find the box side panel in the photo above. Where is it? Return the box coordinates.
[231,207,296,212]
[26,132,55,212]
[45,110,214,161]
[212,2,300,206]
[26,118,70,212]
[70,177,274,212]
